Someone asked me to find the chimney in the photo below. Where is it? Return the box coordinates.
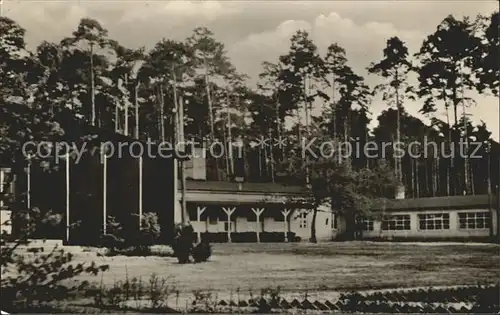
[395,184,405,200]
[189,147,206,180]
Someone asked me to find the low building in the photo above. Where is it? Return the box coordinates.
[174,180,336,242]
[176,149,499,243]
[356,194,499,241]
[175,183,498,243]
[176,148,336,242]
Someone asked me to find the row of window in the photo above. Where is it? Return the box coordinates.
[207,215,287,225]
[207,212,340,230]
[207,212,327,230]
[359,212,491,231]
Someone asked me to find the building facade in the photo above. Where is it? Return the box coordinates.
[174,185,498,243]
[357,195,498,241]
[174,180,337,242]
[175,150,499,243]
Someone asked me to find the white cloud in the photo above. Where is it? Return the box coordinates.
[119,0,241,24]
[229,12,423,79]
[228,11,499,140]
[3,1,498,140]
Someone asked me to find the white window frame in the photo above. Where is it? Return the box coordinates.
[458,212,490,230]
[382,214,411,231]
[418,213,450,230]
[358,218,374,231]
[299,212,307,228]
[208,216,218,225]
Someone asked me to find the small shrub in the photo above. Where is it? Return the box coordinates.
[259,286,282,311]
[136,212,161,245]
[172,223,212,264]
[172,223,196,264]
[100,216,127,252]
[147,273,175,309]
[102,213,161,256]
[106,281,125,308]
[192,240,212,263]
[130,276,146,308]
[190,289,218,313]
[89,273,175,311]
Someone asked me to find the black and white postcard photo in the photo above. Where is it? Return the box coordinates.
[0,0,499,313]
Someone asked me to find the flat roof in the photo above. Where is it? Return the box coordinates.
[371,194,498,211]
[179,182,498,210]
[179,180,309,195]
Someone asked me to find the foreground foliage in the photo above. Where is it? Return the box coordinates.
[10,277,498,313]
[0,208,109,312]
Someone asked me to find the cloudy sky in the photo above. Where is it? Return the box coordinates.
[4,0,499,140]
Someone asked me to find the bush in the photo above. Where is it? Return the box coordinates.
[136,212,161,245]
[0,208,109,312]
[101,213,161,255]
[100,216,127,252]
[192,240,212,263]
[171,223,195,263]
[171,223,212,264]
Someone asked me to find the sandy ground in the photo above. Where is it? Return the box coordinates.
[5,241,499,310]
[55,242,499,295]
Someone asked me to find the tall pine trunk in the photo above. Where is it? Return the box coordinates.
[134,83,139,139]
[310,205,318,243]
[424,158,429,197]
[275,95,284,161]
[462,93,470,195]
[227,91,234,177]
[411,158,415,198]
[416,158,420,198]
[452,86,460,195]
[395,69,403,186]
[296,108,302,161]
[222,117,229,179]
[268,128,275,183]
[156,85,161,140]
[115,79,120,133]
[124,74,129,136]
[435,155,440,196]
[204,59,218,180]
[258,146,262,179]
[302,75,311,187]
[445,102,452,196]
[470,162,475,195]
[331,73,337,140]
[160,84,165,142]
[90,43,96,126]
